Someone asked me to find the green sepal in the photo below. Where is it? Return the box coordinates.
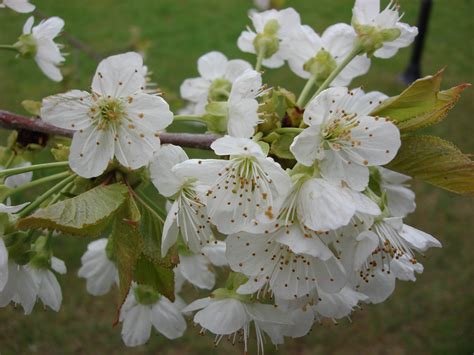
[134,284,161,305]
[21,100,42,116]
[50,144,70,162]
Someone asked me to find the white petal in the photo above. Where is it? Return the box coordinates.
[237,30,257,54]
[36,269,62,311]
[304,87,348,126]
[297,178,356,231]
[69,126,114,178]
[197,51,228,80]
[32,17,64,39]
[180,77,210,102]
[201,241,227,266]
[194,299,248,334]
[172,159,227,186]
[51,257,67,274]
[224,59,253,82]
[290,125,323,166]
[150,144,188,197]
[41,90,93,130]
[227,98,259,138]
[0,239,8,291]
[161,201,179,257]
[92,52,146,97]
[4,0,35,13]
[121,304,152,347]
[126,93,173,132]
[0,202,30,213]
[182,297,212,313]
[22,16,34,34]
[399,224,442,252]
[35,57,63,82]
[357,269,395,304]
[211,135,264,157]
[151,297,187,339]
[178,253,215,290]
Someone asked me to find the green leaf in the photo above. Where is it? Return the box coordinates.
[270,133,296,160]
[371,69,470,132]
[17,183,129,236]
[110,196,143,308]
[138,200,164,262]
[387,135,474,195]
[134,255,175,302]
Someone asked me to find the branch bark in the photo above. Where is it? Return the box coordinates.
[0,110,219,150]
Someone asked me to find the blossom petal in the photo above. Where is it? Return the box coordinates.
[197,51,228,80]
[121,304,152,347]
[151,297,187,339]
[290,125,323,166]
[150,144,188,197]
[194,299,248,334]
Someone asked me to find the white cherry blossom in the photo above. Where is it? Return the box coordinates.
[78,238,118,296]
[226,229,346,300]
[0,0,35,13]
[173,136,291,234]
[288,24,370,86]
[21,16,65,81]
[183,295,290,352]
[41,52,173,178]
[180,51,252,114]
[238,8,301,68]
[120,285,187,347]
[150,145,212,254]
[290,87,400,191]
[352,0,418,58]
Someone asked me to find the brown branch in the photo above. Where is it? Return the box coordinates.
[0,110,219,150]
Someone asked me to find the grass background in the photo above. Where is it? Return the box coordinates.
[0,0,473,354]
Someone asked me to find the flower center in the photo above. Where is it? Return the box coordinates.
[92,97,126,129]
[321,113,360,150]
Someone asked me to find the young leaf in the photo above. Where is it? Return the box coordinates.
[17,183,128,236]
[110,195,143,309]
[138,200,164,262]
[387,135,474,195]
[134,255,175,302]
[371,69,470,132]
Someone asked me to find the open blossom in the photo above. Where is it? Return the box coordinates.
[150,145,212,255]
[238,8,301,68]
[288,24,370,86]
[20,17,65,82]
[78,238,118,296]
[180,51,252,114]
[41,52,173,178]
[173,136,291,234]
[183,294,291,352]
[0,0,35,13]
[333,215,441,303]
[0,242,66,314]
[290,87,400,191]
[120,284,186,347]
[352,0,418,58]
[226,229,346,300]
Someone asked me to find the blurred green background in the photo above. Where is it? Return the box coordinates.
[0,0,473,354]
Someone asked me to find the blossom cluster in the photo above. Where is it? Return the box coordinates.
[0,0,451,353]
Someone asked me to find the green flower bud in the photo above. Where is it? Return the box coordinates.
[303,49,337,82]
[134,284,161,305]
[204,102,229,134]
[13,34,37,59]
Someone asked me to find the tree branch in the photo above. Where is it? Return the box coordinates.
[0,110,219,150]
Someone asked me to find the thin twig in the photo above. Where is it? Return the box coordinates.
[0,110,219,150]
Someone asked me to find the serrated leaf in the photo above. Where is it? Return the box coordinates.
[270,133,296,160]
[371,69,470,132]
[17,184,128,236]
[111,196,143,310]
[134,255,175,302]
[387,135,474,195]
